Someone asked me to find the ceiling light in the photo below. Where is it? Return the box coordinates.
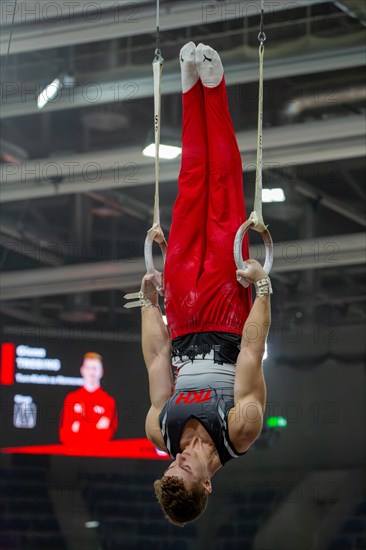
[85,521,99,528]
[37,78,62,109]
[143,143,182,160]
[262,188,286,203]
[37,73,76,110]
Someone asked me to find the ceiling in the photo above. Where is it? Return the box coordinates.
[0,0,365,345]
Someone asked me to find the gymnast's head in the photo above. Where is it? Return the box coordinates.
[154,450,212,525]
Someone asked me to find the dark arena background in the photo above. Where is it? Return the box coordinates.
[0,1,365,549]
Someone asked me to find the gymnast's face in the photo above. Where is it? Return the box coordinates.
[163,450,212,493]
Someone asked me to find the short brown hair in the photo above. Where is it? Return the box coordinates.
[83,352,102,362]
[154,475,208,526]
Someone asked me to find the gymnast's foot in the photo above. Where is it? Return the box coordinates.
[196,43,224,88]
[180,41,199,93]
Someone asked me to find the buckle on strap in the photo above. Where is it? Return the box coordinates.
[123,291,154,308]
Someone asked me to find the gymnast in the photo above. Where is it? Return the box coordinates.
[141,42,272,525]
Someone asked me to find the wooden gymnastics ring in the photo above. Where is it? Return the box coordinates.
[234,212,273,288]
[144,224,167,295]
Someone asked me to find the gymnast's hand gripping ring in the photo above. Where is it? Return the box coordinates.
[144,224,167,295]
[234,211,273,288]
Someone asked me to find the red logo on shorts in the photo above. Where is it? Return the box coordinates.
[175,390,213,405]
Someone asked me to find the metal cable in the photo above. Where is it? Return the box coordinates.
[1,0,18,83]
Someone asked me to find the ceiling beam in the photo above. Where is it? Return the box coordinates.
[0,234,63,265]
[1,1,138,27]
[0,305,52,325]
[1,323,140,342]
[0,213,65,264]
[87,191,170,233]
[0,233,364,301]
[1,115,364,203]
[339,167,366,201]
[1,45,364,119]
[291,179,366,227]
[334,1,366,26]
[0,0,330,56]
[284,293,366,309]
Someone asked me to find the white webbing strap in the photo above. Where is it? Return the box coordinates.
[251,42,266,232]
[144,5,168,294]
[124,14,167,307]
[234,2,273,282]
[144,50,167,295]
[152,53,163,228]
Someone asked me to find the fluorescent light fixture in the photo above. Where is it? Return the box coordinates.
[85,521,99,528]
[162,315,168,325]
[263,341,268,361]
[262,188,286,203]
[37,78,62,109]
[143,143,182,160]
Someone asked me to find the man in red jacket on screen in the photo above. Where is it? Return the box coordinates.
[59,352,117,445]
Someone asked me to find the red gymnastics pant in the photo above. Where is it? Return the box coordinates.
[164,77,252,340]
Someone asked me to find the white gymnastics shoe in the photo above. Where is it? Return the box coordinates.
[179,41,199,93]
[196,43,224,88]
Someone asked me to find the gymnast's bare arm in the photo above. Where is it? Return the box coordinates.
[141,274,173,450]
[228,259,271,452]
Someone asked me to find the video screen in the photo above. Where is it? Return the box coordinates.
[0,337,169,460]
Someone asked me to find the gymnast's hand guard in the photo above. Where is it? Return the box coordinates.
[124,274,159,308]
[123,290,157,308]
[236,259,273,295]
[254,277,273,296]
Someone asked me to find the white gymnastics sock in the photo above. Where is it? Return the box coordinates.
[179,41,199,93]
[196,43,224,88]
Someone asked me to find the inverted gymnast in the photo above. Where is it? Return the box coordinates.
[141,42,272,525]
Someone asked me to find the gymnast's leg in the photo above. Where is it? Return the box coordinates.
[195,44,252,335]
[164,42,209,339]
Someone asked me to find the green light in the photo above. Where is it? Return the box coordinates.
[266,416,287,428]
